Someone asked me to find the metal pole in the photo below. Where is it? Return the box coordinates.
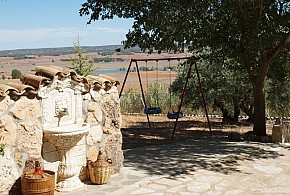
[136,61,151,128]
[129,57,190,62]
[171,57,195,140]
[194,62,212,135]
[119,59,133,98]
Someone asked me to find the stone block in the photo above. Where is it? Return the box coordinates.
[85,102,104,124]
[17,120,43,154]
[0,115,17,146]
[9,97,41,120]
[0,96,14,116]
[86,146,99,162]
[272,120,290,143]
[282,121,290,142]
[0,146,19,195]
[272,124,282,143]
[87,124,103,145]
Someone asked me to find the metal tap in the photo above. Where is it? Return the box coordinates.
[57,108,68,117]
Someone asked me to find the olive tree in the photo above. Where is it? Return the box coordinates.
[80,0,290,136]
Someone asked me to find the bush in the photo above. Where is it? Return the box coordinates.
[11,69,22,79]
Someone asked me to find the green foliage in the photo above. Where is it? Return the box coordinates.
[120,83,182,114]
[11,69,22,79]
[14,56,36,60]
[93,57,124,63]
[80,1,290,135]
[172,58,253,122]
[266,56,290,117]
[71,38,96,76]
[99,50,115,56]
[60,59,72,62]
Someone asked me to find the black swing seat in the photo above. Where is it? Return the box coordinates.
[144,107,162,115]
[167,111,183,119]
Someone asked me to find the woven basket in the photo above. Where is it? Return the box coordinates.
[21,170,55,195]
[87,152,112,185]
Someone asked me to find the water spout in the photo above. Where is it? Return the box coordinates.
[56,108,68,127]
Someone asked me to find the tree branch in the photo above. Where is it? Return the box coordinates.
[259,0,265,18]
[240,45,255,82]
[257,31,290,85]
[234,0,251,32]
[268,31,290,62]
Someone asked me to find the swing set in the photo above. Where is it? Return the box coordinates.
[119,56,212,140]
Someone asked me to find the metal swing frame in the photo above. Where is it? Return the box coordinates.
[119,56,212,140]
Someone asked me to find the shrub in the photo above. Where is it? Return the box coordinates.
[11,69,22,79]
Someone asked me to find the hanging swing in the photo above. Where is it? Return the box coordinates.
[167,60,183,119]
[144,60,162,115]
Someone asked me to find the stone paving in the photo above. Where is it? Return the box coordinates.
[55,139,290,195]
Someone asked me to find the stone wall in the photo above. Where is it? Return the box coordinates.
[0,85,123,194]
[0,94,43,195]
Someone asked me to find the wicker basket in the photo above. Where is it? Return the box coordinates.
[21,170,55,195]
[87,151,112,185]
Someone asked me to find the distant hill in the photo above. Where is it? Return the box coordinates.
[0,45,141,57]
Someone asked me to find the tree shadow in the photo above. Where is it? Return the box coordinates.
[121,118,252,149]
[123,139,282,177]
[121,117,279,177]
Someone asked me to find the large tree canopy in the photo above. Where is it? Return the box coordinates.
[80,0,290,136]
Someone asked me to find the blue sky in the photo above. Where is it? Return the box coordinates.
[0,0,133,51]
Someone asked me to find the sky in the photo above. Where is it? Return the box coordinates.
[0,0,134,51]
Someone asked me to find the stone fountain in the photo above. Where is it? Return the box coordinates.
[39,76,89,192]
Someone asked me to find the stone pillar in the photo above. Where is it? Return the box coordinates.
[272,118,290,143]
[272,118,282,143]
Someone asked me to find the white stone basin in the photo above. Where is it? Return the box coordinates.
[44,123,90,135]
[43,123,90,192]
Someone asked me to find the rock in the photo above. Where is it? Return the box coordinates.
[9,97,41,120]
[103,135,123,174]
[85,102,104,125]
[0,96,14,116]
[228,132,243,141]
[17,120,42,154]
[100,93,122,123]
[86,146,100,162]
[86,125,103,145]
[0,115,17,146]
[0,146,19,195]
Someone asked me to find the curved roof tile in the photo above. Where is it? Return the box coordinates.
[0,65,119,97]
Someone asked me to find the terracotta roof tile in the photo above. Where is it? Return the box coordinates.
[0,65,120,97]
[20,74,50,89]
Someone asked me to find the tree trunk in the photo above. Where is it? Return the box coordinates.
[233,102,240,122]
[240,99,253,122]
[252,81,267,136]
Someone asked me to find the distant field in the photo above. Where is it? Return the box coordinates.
[0,51,189,90]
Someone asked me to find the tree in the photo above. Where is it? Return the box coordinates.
[80,1,290,136]
[266,54,290,117]
[71,37,96,76]
[172,56,254,122]
[11,69,22,79]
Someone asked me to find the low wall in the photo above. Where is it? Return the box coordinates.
[0,84,123,194]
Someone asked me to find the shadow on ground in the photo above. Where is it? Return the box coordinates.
[122,118,279,177]
[123,139,282,177]
[121,119,252,149]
